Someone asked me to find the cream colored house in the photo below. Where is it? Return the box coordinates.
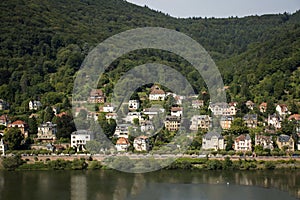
[37,122,57,143]
[116,137,130,152]
[133,136,150,152]
[276,134,294,152]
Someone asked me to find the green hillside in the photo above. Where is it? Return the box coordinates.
[0,0,299,114]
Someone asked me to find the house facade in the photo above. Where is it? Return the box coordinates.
[0,133,6,156]
[234,134,252,151]
[29,100,42,110]
[276,104,290,117]
[202,131,225,150]
[190,115,211,131]
[123,112,142,124]
[133,136,150,152]
[245,100,255,110]
[243,114,258,128]
[171,107,183,118]
[276,134,294,152]
[101,103,114,113]
[116,137,130,152]
[267,114,282,129]
[88,89,106,103]
[209,102,236,116]
[192,100,204,109]
[114,124,130,138]
[0,115,9,127]
[141,121,154,133]
[164,116,181,131]
[37,122,57,143]
[8,120,29,138]
[149,85,166,101]
[128,100,140,111]
[255,134,274,150]
[259,102,267,113]
[71,130,94,151]
[220,116,234,130]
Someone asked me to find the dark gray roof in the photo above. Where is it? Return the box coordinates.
[278,134,291,143]
[243,114,257,121]
[204,131,223,140]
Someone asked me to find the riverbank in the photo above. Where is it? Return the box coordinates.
[1,155,300,171]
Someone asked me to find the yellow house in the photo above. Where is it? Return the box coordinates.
[276,134,294,151]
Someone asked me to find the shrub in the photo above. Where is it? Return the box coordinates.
[87,161,102,170]
[2,155,24,170]
[265,161,276,170]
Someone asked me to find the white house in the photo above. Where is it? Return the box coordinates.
[245,100,255,110]
[29,100,42,111]
[37,122,57,143]
[0,133,6,156]
[192,100,204,109]
[171,107,183,118]
[133,136,150,152]
[255,134,274,150]
[268,114,282,129]
[276,104,290,117]
[208,102,236,116]
[149,85,166,101]
[123,112,143,124]
[202,131,225,150]
[71,130,94,152]
[114,124,130,138]
[234,134,252,151]
[190,115,211,131]
[143,107,165,119]
[115,137,130,152]
[128,100,140,111]
[102,103,114,113]
[140,121,155,133]
[105,113,118,120]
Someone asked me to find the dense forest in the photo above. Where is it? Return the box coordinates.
[0,0,299,114]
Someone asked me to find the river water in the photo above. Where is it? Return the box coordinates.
[0,170,298,200]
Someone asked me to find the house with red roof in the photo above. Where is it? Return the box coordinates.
[8,120,29,138]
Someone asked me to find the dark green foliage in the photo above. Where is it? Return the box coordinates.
[71,158,88,170]
[0,0,299,112]
[264,161,276,170]
[56,115,76,139]
[3,128,24,150]
[2,155,24,170]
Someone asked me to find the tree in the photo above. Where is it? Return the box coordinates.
[44,107,54,122]
[4,128,24,150]
[56,115,76,139]
[28,116,38,135]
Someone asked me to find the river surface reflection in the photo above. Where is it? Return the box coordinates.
[0,170,298,200]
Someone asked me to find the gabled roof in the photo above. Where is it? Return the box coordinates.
[278,134,292,143]
[243,114,257,121]
[90,89,104,96]
[288,114,300,121]
[116,137,130,145]
[204,131,223,140]
[171,107,182,112]
[235,134,251,142]
[260,102,267,107]
[11,120,27,125]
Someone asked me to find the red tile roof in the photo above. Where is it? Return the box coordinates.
[116,137,130,145]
